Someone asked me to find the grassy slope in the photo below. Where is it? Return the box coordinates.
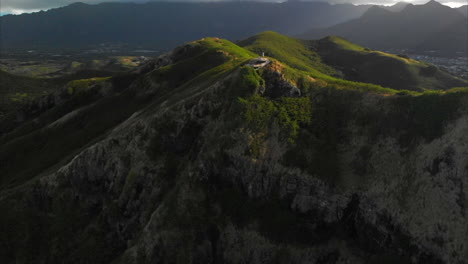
[194,35,404,97]
[239,32,467,91]
[238,32,403,95]
[238,31,336,77]
[147,37,258,105]
[315,36,468,91]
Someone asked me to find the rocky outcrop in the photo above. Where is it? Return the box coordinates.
[262,62,301,98]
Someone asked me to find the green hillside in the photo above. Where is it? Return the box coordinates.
[238,31,336,77]
[150,37,256,91]
[316,36,468,91]
[238,32,467,91]
[2,32,464,119]
[1,33,467,190]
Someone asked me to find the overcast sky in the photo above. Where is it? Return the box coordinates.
[0,0,465,15]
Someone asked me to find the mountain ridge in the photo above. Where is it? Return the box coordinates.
[0,1,370,52]
[300,0,467,56]
[383,1,410,12]
[238,32,467,91]
[1,32,468,263]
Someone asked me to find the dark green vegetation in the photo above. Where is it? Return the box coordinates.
[67,77,111,95]
[1,32,468,264]
[0,69,114,116]
[0,69,57,114]
[239,95,312,143]
[0,74,146,190]
[301,1,468,56]
[283,87,468,187]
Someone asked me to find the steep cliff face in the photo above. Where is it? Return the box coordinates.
[1,36,467,264]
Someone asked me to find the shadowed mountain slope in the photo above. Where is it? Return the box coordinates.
[0,70,57,114]
[0,1,370,52]
[300,0,468,56]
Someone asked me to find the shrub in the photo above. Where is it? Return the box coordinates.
[67,77,110,95]
[238,94,312,143]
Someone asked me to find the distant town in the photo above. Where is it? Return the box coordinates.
[410,55,468,79]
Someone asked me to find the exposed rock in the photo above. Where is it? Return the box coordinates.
[262,62,301,98]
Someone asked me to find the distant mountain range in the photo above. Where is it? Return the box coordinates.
[0,1,371,52]
[300,0,468,56]
[382,1,410,12]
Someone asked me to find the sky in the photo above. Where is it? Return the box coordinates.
[0,0,466,15]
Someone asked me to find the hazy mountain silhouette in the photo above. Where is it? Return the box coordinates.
[0,1,370,51]
[300,0,467,56]
[382,1,410,12]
